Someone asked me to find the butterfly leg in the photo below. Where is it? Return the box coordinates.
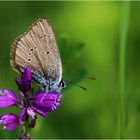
[42,84,49,93]
[31,71,49,92]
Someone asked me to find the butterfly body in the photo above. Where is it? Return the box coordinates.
[31,70,65,92]
[10,18,66,92]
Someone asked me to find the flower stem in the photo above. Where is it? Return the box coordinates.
[19,115,31,140]
[118,1,130,138]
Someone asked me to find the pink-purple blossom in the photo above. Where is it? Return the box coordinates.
[0,89,19,108]
[16,66,31,94]
[0,66,63,136]
[0,114,19,131]
[33,91,62,112]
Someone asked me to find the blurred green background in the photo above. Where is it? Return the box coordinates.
[0,1,140,139]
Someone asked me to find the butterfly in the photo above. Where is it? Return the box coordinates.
[10,18,66,92]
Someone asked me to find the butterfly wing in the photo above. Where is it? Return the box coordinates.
[10,18,62,83]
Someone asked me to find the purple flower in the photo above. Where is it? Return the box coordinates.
[16,66,31,93]
[19,107,48,124]
[33,91,62,112]
[0,65,64,139]
[0,89,19,108]
[19,108,26,123]
[0,114,19,131]
[32,107,48,118]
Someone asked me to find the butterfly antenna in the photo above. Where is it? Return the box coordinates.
[88,76,96,80]
[67,76,96,81]
[66,80,87,91]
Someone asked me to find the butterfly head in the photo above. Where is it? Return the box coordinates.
[42,79,67,93]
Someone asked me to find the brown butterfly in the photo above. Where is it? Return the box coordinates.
[10,18,66,92]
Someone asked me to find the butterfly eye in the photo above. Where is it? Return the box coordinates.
[60,80,66,88]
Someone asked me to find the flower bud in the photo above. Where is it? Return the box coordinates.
[16,67,31,93]
[0,114,19,131]
[0,89,18,108]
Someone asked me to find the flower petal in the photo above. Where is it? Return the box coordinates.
[16,67,32,93]
[35,108,48,118]
[27,107,36,119]
[21,66,31,92]
[0,89,18,108]
[33,91,62,112]
[19,135,32,140]
[19,108,26,123]
[0,114,19,131]
[16,78,23,91]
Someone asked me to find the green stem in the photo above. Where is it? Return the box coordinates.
[19,115,31,140]
[118,1,130,138]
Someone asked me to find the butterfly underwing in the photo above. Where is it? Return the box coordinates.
[10,18,66,92]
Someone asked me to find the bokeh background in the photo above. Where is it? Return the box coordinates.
[0,1,140,139]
